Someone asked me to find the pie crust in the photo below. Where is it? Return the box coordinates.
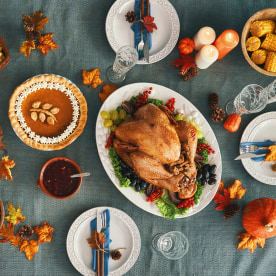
[9,74,87,150]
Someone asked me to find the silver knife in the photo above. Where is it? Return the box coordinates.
[235,152,266,160]
[143,0,150,63]
[97,210,102,233]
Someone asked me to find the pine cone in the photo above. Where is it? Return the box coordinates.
[33,30,41,40]
[182,72,192,82]
[111,249,122,260]
[223,204,241,220]
[26,31,35,42]
[24,23,35,32]
[178,69,188,76]
[190,67,199,77]
[210,107,226,122]
[208,93,219,110]
[18,225,34,240]
[125,11,137,23]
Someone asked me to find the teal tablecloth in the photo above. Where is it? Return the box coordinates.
[0,0,276,275]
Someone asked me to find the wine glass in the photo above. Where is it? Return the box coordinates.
[226,84,267,115]
[152,231,189,260]
[262,79,276,104]
[106,45,138,83]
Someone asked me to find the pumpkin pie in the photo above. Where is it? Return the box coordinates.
[9,74,87,150]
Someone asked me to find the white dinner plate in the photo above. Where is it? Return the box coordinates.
[240,112,276,185]
[105,0,180,64]
[66,207,141,276]
[95,83,222,218]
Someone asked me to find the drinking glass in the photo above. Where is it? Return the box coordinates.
[262,79,276,104]
[226,84,267,115]
[152,231,189,260]
[106,45,138,83]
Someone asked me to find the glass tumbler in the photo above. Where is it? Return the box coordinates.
[106,45,138,83]
[226,84,267,115]
[152,231,189,260]
[262,79,276,104]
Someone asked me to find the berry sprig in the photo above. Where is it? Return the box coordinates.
[105,132,115,149]
[166,98,175,111]
[146,188,163,202]
[177,197,194,209]
[197,142,215,154]
[135,88,152,107]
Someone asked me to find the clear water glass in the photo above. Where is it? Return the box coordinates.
[152,231,189,260]
[262,79,276,104]
[106,45,138,83]
[226,84,267,115]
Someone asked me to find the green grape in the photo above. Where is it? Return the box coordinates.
[110,110,119,121]
[103,119,113,128]
[119,109,127,120]
[110,125,117,132]
[125,114,132,120]
[175,114,183,121]
[197,130,203,139]
[100,110,110,120]
[114,119,123,125]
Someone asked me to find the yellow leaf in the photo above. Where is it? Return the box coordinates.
[0,222,23,247]
[33,222,54,243]
[0,156,15,180]
[99,84,118,103]
[228,179,246,199]
[82,68,103,88]
[4,202,26,225]
[237,232,265,253]
[19,240,39,261]
[37,33,58,55]
[265,145,276,161]
[19,40,35,58]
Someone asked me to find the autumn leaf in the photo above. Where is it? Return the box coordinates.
[5,202,26,225]
[171,54,195,71]
[264,145,276,161]
[143,15,157,33]
[0,126,6,151]
[228,179,246,199]
[217,180,224,194]
[213,188,233,210]
[0,156,15,181]
[99,84,118,103]
[87,230,106,249]
[20,240,39,261]
[19,40,36,58]
[237,232,265,253]
[0,222,23,247]
[82,68,103,88]
[37,33,58,55]
[22,10,49,32]
[33,222,54,243]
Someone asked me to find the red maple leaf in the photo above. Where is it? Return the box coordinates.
[171,54,195,71]
[213,189,233,210]
[143,15,157,33]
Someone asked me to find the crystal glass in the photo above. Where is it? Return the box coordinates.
[226,84,267,115]
[106,45,138,83]
[262,79,276,104]
[152,231,189,260]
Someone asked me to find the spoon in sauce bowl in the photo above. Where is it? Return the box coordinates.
[70,172,91,178]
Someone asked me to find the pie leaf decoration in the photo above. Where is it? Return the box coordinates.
[19,40,36,58]
[228,179,246,199]
[143,15,157,33]
[5,202,26,225]
[171,54,196,71]
[33,222,54,243]
[237,232,265,253]
[0,156,15,181]
[99,84,118,103]
[19,240,40,261]
[82,68,104,88]
[213,188,233,210]
[0,126,7,151]
[37,33,59,55]
[22,10,49,32]
[0,222,23,246]
[87,230,106,248]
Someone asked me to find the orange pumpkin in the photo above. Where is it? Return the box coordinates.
[242,198,276,239]
[178,38,195,55]
[223,113,241,132]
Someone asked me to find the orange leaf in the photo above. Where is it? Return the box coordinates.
[19,240,39,261]
[82,69,103,88]
[237,232,265,253]
[5,202,26,225]
[213,188,233,210]
[33,222,54,243]
[217,180,224,194]
[37,33,58,55]
[99,84,118,103]
[0,222,23,247]
[19,40,35,58]
[0,126,6,151]
[0,156,15,180]
[22,10,49,32]
[228,179,246,199]
[87,230,106,249]
[264,145,276,161]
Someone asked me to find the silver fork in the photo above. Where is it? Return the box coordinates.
[137,0,145,60]
[240,144,265,153]
[100,211,107,276]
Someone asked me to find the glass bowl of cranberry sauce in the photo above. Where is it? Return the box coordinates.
[37,157,83,199]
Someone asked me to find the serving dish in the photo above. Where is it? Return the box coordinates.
[95,83,222,218]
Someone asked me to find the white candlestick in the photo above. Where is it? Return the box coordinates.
[195,45,219,69]
[193,27,216,51]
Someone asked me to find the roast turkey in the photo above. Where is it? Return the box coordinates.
[113,103,198,199]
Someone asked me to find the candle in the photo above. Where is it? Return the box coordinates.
[213,29,239,59]
[193,27,216,51]
[195,45,219,69]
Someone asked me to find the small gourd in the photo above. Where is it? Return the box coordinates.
[223,113,241,132]
[178,37,195,55]
[242,198,276,239]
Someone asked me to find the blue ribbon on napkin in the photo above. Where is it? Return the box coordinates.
[91,209,111,276]
[240,140,275,162]
[131,0,152,52]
